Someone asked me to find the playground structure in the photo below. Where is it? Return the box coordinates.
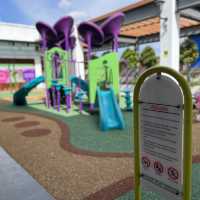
[1,1,200,200]
[13,13,127,131]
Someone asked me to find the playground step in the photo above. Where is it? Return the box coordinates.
[0,147,55,200]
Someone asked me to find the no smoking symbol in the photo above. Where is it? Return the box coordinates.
[154,161,164,175]
[142,157,150,168]
[168,167,179,180]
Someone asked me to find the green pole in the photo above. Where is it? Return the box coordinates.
[133,66,192,200]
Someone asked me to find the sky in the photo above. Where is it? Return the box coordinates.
[0,0,160,55]
[0,0,139,25]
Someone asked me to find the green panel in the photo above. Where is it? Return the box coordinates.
[44,47,69,88]
[88,52,120,104]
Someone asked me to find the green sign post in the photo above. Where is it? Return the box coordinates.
[133,66,192,200]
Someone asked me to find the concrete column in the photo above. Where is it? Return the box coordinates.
[72,25,85,79]
[160,0,180,71]
[34,55,44,88]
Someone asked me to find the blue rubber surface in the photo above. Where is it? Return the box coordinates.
[97,87,125,131]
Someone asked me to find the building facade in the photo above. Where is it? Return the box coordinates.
[0,22,42,90]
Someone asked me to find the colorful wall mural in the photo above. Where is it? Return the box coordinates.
[0,65,35,84]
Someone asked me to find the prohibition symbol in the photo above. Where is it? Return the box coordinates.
[168,167,179,180]
[142,156,151,168]
[154,161,164,175]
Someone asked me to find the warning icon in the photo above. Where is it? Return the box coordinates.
[168,167,179,181]
[142,156,151,168]
[154,161,164,175]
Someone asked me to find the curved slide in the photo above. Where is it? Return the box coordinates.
[97,87,125,131]
[70,76,89,93]
[13,76,45,106]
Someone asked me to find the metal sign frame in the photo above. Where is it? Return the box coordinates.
[133,66,192,200]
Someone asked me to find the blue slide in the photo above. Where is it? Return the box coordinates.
[13,76,45,106]
[97,87,125,131]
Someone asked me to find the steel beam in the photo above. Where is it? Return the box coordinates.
[180,8,200,22]
[177,0,200,11]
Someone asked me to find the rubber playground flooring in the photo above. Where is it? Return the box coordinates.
[0,89,44,102]
[0,100,200,199]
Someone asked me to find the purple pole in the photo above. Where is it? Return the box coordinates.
[68,95,71,109]
[113,35,119,52]
[86,32,92,60]
[65,95,69,112]
[57,89,61,112]
[65,37,69,51]
[52,87,57,109]
[90,103,94,111]
[66,95,71,112]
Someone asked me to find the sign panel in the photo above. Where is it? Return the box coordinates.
[139,75,183,200]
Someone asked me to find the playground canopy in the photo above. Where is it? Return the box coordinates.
[91,0,200,47]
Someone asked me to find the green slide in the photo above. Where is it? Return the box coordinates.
[13,76,45,106]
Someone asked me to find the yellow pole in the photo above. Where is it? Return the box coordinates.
[133,66,192,200]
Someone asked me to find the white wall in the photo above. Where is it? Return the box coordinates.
[0,22,39,42]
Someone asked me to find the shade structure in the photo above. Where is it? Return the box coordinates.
[36,21,57,50]
[78,21,104,59]
[54,16,74,50]
[101,12,125,51]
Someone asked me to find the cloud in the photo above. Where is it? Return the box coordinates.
[58,0,71,9]
[69,11,88,22]
[11,0,137,25]
[12,0,64,24]
[74,0,137,21]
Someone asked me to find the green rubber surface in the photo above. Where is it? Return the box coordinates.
[0,101,133,154]
[117,164,200,200]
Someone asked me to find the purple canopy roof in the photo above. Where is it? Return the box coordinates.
[54,16,74,41]
[78,21,104,46]
[36,16,76,51]
[101,12,125,42]
[36,21,57,49]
